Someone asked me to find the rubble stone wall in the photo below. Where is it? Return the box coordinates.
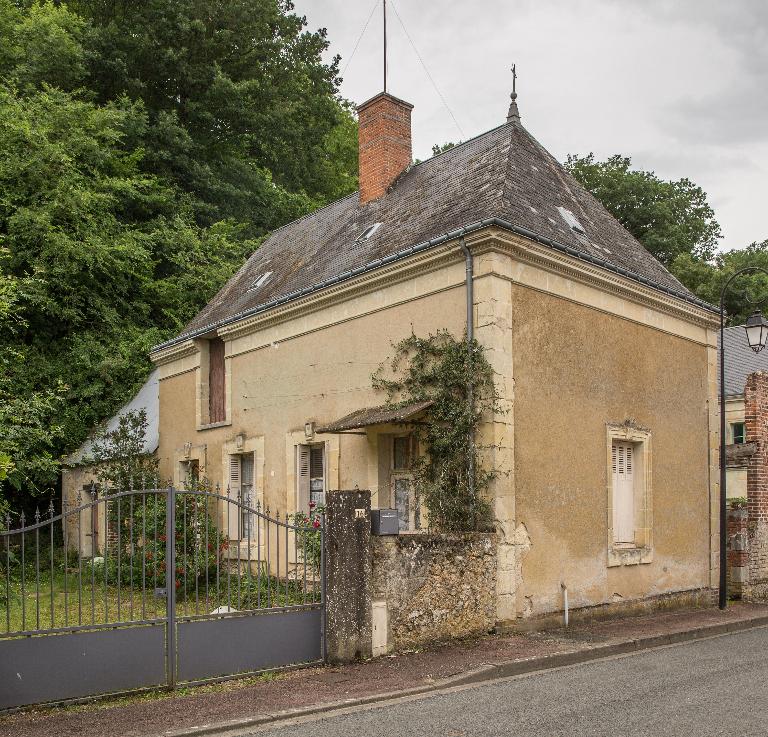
[370,533,497,653]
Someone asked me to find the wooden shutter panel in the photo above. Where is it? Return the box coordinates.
[227,455,241,540]
[297,445,310,514]
[209,338,226,423]
[612,442,634,544]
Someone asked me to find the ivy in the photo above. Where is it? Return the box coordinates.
[373,330,497,532]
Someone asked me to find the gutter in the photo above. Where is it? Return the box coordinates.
[152,218,719,353]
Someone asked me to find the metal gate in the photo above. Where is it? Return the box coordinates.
[0,485,325,710]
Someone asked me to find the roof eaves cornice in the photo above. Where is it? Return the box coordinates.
[151,217,718,355]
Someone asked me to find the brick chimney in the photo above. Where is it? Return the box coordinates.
[357,92,414,204]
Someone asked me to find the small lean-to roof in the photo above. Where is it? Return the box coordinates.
[64,370,160,467]
[156,117,715,351]
[317,400,434,434]
[720,325,768,397]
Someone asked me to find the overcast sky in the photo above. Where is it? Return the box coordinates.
[294,0,767,252]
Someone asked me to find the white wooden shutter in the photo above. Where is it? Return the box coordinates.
[227,455,241,540]
[297,445,311,514]
[612,442,634,544]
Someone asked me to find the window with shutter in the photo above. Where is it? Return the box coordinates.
[209,337,226,423]
[612,441,635,544]
[297,445,311,513]
[240,454,254,539]
[296,443,324,512]
[227,455,241,540]
[309,445,325,507]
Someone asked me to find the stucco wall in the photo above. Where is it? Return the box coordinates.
[511,285,713,617]
[371,533,497,652]
[157,278,466,516]
[154,236,717,623]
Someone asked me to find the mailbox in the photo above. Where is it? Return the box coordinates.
[371,508,399,535]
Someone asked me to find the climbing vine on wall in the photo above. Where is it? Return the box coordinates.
[373,330,498,532]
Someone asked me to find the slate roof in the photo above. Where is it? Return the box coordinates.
[158,117,715,350]
[316,400,434,433]
[720,326,768,396]
[65,370,160,466]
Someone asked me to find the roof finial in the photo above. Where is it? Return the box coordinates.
[507,63,521,123]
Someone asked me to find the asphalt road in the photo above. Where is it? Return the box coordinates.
[249,626,768,736]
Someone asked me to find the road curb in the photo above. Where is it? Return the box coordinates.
[164,614,768,737]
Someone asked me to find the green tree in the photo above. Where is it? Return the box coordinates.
[0,249,65,516]
[565,153,722,268]
[71,0,358,230]
[89,409,159,490]
[0,0,359,506]
[0,83,254,493]
[672,240,768,324]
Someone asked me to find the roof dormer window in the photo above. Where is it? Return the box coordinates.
[356,222,382,242]
[249,271,273,291]
[557,207,587,236]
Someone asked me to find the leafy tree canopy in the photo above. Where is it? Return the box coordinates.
[565,153,722,268]
[672,240,768,325]
[566,152,768,325]
[0,0,358,508]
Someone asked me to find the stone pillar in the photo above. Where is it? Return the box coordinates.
[324,489,372,663]
[472,250,517,624]
[745,371,768,600]
[727,504,748,599]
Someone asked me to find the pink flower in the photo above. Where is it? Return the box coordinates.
[312,519,320,529]
[309,501,316,509]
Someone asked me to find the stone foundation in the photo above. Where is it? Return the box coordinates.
[502,588,715,632]
[370,533,497,654]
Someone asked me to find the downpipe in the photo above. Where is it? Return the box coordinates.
[459,235,476,507]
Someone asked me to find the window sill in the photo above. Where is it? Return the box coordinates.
[198,420,232,431]
[607,546,653,567]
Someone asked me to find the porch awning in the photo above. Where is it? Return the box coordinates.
[316,399,434,434]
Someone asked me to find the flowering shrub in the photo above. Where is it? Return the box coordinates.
[290,502,324,572]
[104,490,225,596]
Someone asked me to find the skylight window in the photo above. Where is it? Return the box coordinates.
[249,271,273,291]
[557,207,587,236]
[356,222,382,242]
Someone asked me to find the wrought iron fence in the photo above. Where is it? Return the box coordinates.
[1,484,324,637]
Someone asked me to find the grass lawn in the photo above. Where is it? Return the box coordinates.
[3,563,320,634]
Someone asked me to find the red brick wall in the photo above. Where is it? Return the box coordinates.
[745,371,768,599]
[358,93,413,204]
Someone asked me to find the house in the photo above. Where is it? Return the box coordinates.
[61,369,159,555]
[149,85,720,624]
[720,325,768,500]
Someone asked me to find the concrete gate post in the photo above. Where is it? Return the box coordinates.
[324,489,372,663]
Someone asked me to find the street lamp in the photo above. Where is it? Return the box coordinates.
[719,268,768,610]
[744,310,768,353]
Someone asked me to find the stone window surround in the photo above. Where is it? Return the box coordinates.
[285,429,339,516]
[173,442,208,488]
[221,434,265,554]
[606,422,653,567]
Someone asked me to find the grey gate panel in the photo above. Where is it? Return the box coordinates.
[0,625,166,710]
[177,608,321,682]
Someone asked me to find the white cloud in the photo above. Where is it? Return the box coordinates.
[294,0,768,250]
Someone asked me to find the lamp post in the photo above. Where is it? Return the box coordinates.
[719,267,768,609]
